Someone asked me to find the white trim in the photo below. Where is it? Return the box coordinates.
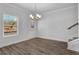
[37,35,68,42]
[43,5,77,14]
[0,3,28,13]
[0,36,35,48]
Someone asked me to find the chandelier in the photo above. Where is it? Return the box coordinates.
[29,13,41,20]
[29,3,42,20]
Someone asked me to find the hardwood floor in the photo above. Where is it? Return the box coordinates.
[0,38,79,55]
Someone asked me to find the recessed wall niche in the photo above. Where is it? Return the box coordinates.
[3,14,18,37]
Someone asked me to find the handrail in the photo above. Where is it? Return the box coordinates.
[68,22,78,29]
[68,37,78,42]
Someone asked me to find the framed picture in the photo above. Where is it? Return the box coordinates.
[3,14,18,37]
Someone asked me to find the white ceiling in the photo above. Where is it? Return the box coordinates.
[15,3,77,13]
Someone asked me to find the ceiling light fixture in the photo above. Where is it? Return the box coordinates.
[29,13,41,20]
[29,3,42,21]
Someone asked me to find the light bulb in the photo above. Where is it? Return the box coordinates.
[29,14,34,19]
[29,13,42,20]
[36,14,41,18]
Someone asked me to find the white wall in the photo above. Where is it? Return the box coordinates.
[0,4,35,48]
[38,5,78,42]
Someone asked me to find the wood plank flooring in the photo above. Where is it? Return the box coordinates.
[0,38,79,55]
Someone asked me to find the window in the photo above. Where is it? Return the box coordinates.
[3,14,18,37]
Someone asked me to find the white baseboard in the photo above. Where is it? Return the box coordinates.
[37,36,67,42]
[0,36,67,48]
[0,36,34,48]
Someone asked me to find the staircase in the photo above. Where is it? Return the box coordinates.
[67,22,79,52]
